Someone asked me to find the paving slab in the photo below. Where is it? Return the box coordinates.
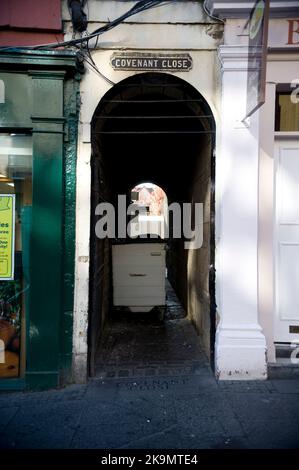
[0,284,299,449]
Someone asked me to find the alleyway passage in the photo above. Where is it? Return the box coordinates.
[95,280,211,380]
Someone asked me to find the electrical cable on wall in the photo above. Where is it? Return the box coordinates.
[0,0,169,85]
[0,1,199,86]
[76,45,116,86]
[0,1,169,52]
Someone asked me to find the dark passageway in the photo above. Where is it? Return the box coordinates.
[95,281,211,379]
[89,73,216,377]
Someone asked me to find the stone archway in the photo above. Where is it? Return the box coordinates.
[88,72,216,377]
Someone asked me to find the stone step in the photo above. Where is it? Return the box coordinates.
[268,362,299,379]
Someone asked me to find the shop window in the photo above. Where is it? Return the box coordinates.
[0,134,32,379]
[275,88,299,132]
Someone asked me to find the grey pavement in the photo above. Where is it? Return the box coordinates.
[1,284,299,449]
[1,373,299,449]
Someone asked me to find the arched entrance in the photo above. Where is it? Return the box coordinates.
[88,72,216,377]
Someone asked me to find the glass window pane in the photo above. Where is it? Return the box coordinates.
[0,134,32,379]
[276,92,299,132]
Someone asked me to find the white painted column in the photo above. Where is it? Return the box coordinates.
[72,122,91,383]
[258,81,276,363]
[215,45,267,380]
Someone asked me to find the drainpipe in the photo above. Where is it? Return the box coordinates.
[68,0,87,33]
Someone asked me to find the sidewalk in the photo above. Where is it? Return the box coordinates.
[1,366,299,449]
[1,284,299,449]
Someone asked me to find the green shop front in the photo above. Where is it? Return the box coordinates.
[0,50,80,390]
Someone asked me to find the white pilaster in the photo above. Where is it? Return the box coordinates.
[258,82,276,363]
[215,45,267,380]
[72,123,91,383]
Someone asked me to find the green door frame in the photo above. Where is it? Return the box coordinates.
[0,50,81,390]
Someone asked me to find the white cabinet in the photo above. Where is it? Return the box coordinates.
[112,243,166,312]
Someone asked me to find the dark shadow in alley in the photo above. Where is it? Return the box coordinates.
[89,73,216,377]
[95,280,211,379]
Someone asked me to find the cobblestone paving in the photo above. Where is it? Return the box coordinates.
[95,280,210,379]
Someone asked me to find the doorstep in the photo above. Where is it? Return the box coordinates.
[268,362,299,379]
